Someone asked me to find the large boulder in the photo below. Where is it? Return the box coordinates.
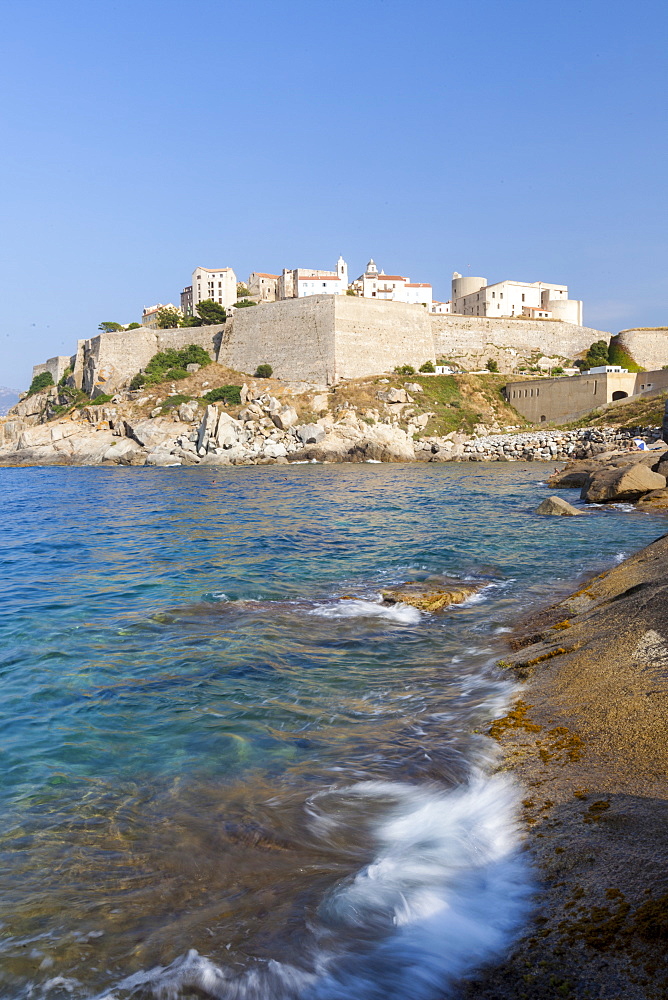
[535,496,582,516]
[382,578,482,611]
[271,405,298,431]
[296,424,326,445]
[126,418,178,450]
[663,398,668,443]
[582,463,667,503]
[547,460,605,488]
[636,488,668,509]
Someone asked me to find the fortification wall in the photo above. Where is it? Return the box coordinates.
[32,356,73,384]
[431,315,606,371]
[77,325,223,395]
[332,297,434,379]
[220,297,337,383]
[615,329,668,370]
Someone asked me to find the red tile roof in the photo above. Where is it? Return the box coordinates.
[376,275,408,281]
[405,283,432,288]
[252,272,279,279]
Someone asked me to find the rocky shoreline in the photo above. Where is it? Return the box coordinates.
[0,382,664,468]
[461,534,668,1000]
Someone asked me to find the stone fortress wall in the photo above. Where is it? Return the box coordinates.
[59,295,609,395]
[431,314,609,370]
[614,328,668,370]
[72,325,224,396]
[32,356,73,385]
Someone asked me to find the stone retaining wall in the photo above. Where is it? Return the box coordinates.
[455,426,663,462]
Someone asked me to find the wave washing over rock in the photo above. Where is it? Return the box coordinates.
[96,779,532,1000]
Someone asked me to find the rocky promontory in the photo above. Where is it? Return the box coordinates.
[464,534,668,1000]
[0,364,665,469]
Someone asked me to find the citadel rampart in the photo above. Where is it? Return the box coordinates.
[431,314,609,370]
[69,296,609,393]
[614,328,668,370]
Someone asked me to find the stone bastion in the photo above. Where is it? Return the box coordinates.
[68,296,609,394]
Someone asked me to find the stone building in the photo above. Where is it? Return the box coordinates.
[451,272,583,325]
[504,368,668,424]
[141,303,182,329]
[277,257,348,299]
[248,272,279,302]
[350,259,433,308]
[181,267,238,316]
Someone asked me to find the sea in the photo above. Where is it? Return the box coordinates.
[0,462,665,1000]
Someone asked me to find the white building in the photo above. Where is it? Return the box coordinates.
[248,272,279,302]
[181,267,238,316]
[351,260,432,307]
[278,257,348,299]
[431,301,452,314]
[450,272,583,325]
[141,303,182,329]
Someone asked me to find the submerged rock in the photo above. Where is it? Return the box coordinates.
[535,496,582,516]
[381,578,482,611]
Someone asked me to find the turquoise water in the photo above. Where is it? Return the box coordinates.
[0,464,665,1000]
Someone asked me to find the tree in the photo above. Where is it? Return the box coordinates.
[419,361,435,373]
[581,340,609,369]
[486,358,499,372]
[394,365,415,376]
[255,364,273,378]
[235,299,257,308]
[180,314,203,327]
[236,283,250,297]
[126,322,141,330]
[196,299,227,325]
[27,371,54,396]
[155,307,182,329]
[98,321,124,333]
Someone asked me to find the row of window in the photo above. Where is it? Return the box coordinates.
[510,388,540,398]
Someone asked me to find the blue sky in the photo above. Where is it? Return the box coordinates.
[0,0,666,390]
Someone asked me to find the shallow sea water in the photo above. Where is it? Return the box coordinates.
[0,463,665,999]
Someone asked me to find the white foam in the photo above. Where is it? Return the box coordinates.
[309,599,421,625]
[96,777,532,1000]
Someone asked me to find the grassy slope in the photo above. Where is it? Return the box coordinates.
[563,388,668,430]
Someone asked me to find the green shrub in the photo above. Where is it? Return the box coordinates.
[486,358,499,372]
[419,361,435,373]
[159,394,193,412]
[27,371,55,396]
[204,385,242,405]
[129,344,211,389]
[91,392,114,404]
[394,364,415,376]
[235,299,257,307]
[255,364,273,378]
[58,366,73,387]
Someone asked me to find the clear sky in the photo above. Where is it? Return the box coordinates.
[1,0,666,390]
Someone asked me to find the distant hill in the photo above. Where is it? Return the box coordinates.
[0,386,19,416]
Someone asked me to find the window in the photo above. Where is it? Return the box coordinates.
[522,293,525,302]
[500,293,503,299]
[492,291,495,298]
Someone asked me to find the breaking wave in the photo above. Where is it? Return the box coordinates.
[95,777,532,1000]
[308,598,422,624]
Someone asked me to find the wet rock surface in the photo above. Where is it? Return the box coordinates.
[381,578,482,611]
[535,495,582,516]
[464,535,668,1000]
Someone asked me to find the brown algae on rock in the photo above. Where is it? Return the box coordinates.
[381,577,482,612]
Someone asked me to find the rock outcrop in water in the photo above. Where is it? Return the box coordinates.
[381,578,482,611]
[534,496,582,516]
[547,441,668,506]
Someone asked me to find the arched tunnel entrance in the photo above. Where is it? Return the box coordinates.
[612,390,629,401]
